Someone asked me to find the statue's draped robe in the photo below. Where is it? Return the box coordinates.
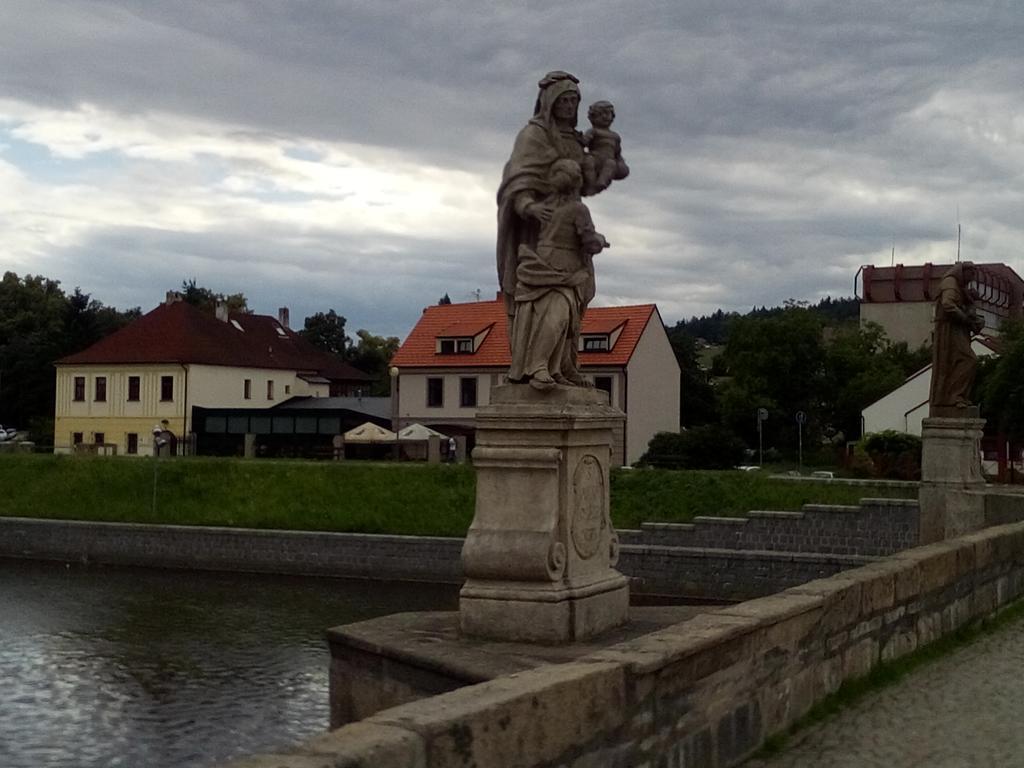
[930,271,978,409]
[508,199,597,382]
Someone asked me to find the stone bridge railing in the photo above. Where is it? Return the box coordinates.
[225,519,1024,768]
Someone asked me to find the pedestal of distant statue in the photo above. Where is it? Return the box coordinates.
[918,406,986,543]
[459,383,629,643]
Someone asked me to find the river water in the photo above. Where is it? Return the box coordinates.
[0,560,458,768]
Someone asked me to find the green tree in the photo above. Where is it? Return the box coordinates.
[349,329,401,396]
[640,426,745,469]
[65,288,141,359]
[664,324,718,427]
[0,273,137,443]
[980,320,1024,439]
[822,321,929,443]
[300,310,350,356]
[719,307,825,449]
[179,279,248,314]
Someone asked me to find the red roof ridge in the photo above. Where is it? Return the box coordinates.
[391,299,657,369]
[57,301,373,380]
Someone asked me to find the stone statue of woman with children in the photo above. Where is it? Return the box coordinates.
[461,71,632,644]
[497,71,629,391]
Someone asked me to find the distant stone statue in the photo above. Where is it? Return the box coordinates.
[497,71,624,390]
[582,101,629,193]
[929,262,985,412]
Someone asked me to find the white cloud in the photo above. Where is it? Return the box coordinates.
[1,0,1023,336]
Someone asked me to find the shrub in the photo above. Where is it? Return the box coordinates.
[858,430,922,480]
[848,444,876,478]
[640,426,747,470]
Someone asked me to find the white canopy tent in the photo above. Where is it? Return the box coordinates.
[397,423,448,441]
[342,422,397,443]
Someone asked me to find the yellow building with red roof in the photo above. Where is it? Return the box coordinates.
[54,294,373,456]
[389,298,680,465]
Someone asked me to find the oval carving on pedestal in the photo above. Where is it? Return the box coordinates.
[571,454,606,559]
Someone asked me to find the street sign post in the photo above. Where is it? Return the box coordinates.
[757,407,769,466]
[795,411,807,474]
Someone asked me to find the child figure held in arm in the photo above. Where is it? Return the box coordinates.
[583,100,629,193]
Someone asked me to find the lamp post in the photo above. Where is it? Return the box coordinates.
[796,410,807,474]
[756,407,768,467]
[151,425,168,516]
[389,366,400,461]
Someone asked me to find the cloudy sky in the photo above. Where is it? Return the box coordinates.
[2,1,1022,338]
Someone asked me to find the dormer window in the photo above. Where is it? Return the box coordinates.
[438,337,475,354]
[579,319,626,353]
[436,319,495,355]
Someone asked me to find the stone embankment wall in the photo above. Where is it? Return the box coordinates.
[620,498,920,556]
[0,517,466,583]
[225,519,1024,768]
[620,545,871,601]
[0,517,874,600]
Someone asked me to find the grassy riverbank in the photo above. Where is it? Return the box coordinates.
[1,454,916,536]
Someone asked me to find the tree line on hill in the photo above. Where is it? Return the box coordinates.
[0,274,397,445]
[672,296,860,345]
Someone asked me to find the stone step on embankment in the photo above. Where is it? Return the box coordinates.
[630,497,919,557]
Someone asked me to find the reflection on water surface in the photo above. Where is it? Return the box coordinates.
[0,560,457,768]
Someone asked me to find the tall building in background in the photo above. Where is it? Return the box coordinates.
[857,262,1024,348]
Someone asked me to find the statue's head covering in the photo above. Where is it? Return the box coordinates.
[946,261,976,284]
[939,262,978,309]
[532,71,580,128]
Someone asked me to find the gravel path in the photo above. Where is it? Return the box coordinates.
[746,614,1024,767]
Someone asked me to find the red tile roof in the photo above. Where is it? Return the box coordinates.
[57,301,373,381]
[582,316,628,334]
[438,319,497,337]
[390,299,656,369]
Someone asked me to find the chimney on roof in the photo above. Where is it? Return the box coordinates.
[278,307,290,329]
[165,291,182,305]
[215,300,229,323]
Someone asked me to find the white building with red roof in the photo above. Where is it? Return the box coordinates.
[54,293,373,456]
[389,298,680,465]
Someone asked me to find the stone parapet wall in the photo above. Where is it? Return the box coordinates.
[224,520,1024,768]
[620,545,873,601]
[985,490,1024,527]
[624,498,920,557]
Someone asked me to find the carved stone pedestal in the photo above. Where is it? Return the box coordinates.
[919,411,986,543]
[459,384,629,643]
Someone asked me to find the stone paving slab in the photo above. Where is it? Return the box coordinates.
[746,613,1024,767]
